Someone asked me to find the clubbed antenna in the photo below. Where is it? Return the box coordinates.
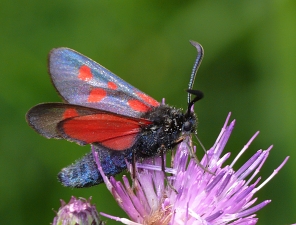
[185,89,204,117]
[188,41,204,104]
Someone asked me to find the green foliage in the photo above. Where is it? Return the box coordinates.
[0,0,295,224]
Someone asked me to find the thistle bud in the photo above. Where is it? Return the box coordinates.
[52,196,104,225]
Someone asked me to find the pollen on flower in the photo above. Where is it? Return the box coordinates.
[144,205,172,225]
[93,113,289,225]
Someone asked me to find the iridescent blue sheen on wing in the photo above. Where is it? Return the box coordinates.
[49,48,159,118]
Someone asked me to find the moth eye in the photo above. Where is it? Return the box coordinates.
[183,121,192,132]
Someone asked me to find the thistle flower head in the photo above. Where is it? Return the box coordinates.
[93,113,289,225]
[52,196,104,225]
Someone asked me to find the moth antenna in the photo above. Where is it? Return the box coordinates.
[188,40,204,104]
[185,89,203,117]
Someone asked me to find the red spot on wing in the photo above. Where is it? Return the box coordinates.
[88,88,107,103]
[78,65,93,81]
[61,114,151,150]
[108,81,117,90]
[63,108,79,119]
[128,99,150,112]
[137,92,159,107]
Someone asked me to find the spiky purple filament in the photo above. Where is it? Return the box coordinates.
[93,113,289,225]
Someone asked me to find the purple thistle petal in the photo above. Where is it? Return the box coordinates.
[235,150,263,179]
[234,184,255,203]
[237,200,271,218]
[255,156,290,191]
[216,171,232,197]
[206,210,224,222]
[206,170,226,192]
[100,212,141,225]
[94,114,289,225]
[230,131,260,168]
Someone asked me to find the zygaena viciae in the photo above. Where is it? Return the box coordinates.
[26,41,204,188]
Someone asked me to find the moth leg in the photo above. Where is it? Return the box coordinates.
[130,151,137,189]
[185,137,215,175]
[160,145,177,193]
[173,136,214,175]
[172,137,184,146]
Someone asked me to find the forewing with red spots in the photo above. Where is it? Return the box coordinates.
[49,48,160,118]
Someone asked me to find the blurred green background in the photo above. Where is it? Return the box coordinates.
[1,1,295,224]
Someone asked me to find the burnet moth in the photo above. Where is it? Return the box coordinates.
[26,41,204,188]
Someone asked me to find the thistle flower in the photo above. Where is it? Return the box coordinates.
[52,196,104,225]
[93,113,289,225]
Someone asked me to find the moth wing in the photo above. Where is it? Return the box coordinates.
[26,103,100,139]
[26,103,151,151]
[49,48,160,117]
[58,111,151,150]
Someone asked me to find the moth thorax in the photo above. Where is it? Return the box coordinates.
[163,112,184,133]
